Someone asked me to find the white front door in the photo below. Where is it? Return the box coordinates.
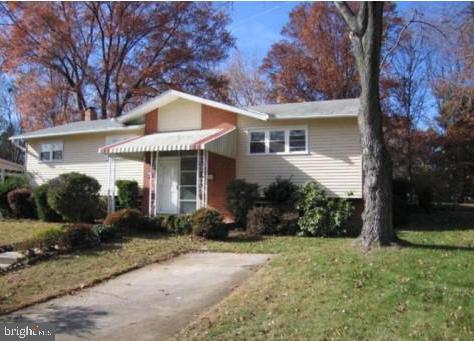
[158,158,180,214]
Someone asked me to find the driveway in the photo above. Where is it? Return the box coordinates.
[2,252,271,341]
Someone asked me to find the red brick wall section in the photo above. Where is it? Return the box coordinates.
[142,109,158,214]
[201,105,237,129]
[207,152,236,220]
[144,109,158,134]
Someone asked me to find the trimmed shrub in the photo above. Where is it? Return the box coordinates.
[30,226,67,249]
[277,211,299,235]
[171,215,192,235]
[246,207,279,235]
[47,172,101,222]
[7,187,36,218]
[92,224,119,242]
[34,184,62,222]
[116,180,140,209]
[190,208,227,239]
[297,181,353,237]
[63,224,100,249]
[227,179,259,228]
[161,215,176,232]
[104,208,144,230]
[264,177,300,211]
[0,176,30,217]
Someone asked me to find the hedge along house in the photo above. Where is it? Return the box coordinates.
[11,90,362,219]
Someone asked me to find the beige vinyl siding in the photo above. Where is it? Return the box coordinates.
[237,116,362,198]
[158,98,202,132]
[26,131,144,195]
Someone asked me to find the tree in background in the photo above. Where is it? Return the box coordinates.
[261,2,402,103]
[0,2,234,128]
[0,73,22,163]
[384,34,430,180]
[224,50,269,107]
[335,2,395,248]
[261,2,359,102]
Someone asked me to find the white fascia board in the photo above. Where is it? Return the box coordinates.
[269,113,358,120]
[9,124,144,141]
[118,89,268,123]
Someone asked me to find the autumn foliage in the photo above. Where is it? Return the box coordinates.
[0,2,234,130]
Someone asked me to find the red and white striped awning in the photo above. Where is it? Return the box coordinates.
[99,124,236,157]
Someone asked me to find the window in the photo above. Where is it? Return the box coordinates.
[40,142,63,162]
[179,153,197,214]
[289,129,306,152]
[248,127,307,155]
[249,131,265,154]
[269,131,285,153]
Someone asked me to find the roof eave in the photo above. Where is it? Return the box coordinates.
[9,124,144,141]
[117,89,269,123]
[269,114,358,120]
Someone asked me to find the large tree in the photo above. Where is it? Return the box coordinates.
[0,2,234,127]
[261,2,359,102]
[335,2,395,248]
[261,2,402,103]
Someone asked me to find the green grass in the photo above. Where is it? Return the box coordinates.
[179,230,474,340]
[1,215,473,339]
[0,220,61,246]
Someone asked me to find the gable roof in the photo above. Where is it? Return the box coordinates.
[117,89,269,123]
[10,119,143,140]
[248,98,359,120]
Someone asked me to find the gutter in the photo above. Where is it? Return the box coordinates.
[9,124,144,141]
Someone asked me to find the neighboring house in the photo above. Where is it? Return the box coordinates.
[0,157,24,181]
[11,90,362,218]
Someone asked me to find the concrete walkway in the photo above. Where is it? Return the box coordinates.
[2,252,271,341]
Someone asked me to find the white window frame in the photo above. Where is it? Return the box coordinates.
[39,141,64,162]
[246,126,309,155]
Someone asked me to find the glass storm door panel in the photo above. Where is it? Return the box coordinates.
[158,158,180,214]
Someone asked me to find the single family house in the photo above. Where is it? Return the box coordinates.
[11,90,362,219]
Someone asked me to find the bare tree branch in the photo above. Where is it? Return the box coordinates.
[381,11,447,70]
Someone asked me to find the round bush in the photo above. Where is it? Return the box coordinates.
[297,181,353,237]
[63,224,100,249]
[34,184,62,222]
[0,176,30,217]
[7,187,36,218]
[190,208,227,239]
[104,208,144,230]
[264,177,300,211]
[115,180,140,209]
[47,172,101,222]
[226,179,259,228]
[92,224,119,242]
[246,207,279,235]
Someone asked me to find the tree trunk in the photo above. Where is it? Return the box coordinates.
[336,2,395,248]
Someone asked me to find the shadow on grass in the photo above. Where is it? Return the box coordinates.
[1,304,108,336]
[397,238,474,252]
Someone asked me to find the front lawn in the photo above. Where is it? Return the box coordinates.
[0,220,60,246]
[1,214,473,339]
[181,229,474,340]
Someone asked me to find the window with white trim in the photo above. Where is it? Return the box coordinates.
[248,127,308,155]
[40,142,63,162]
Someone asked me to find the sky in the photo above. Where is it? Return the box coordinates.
[225,1,463,62]
[224,1,468,126]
